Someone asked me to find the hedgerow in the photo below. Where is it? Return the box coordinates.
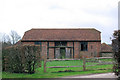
[2,45,41,74]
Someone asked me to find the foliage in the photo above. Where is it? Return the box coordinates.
[2,45,41,74]
[112,30,120,76]
[2,42,12,49]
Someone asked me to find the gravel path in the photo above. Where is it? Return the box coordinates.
[63,73,118,78]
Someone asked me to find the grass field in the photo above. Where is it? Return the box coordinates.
[2,58,113,78]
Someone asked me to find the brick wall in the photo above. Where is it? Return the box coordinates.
[74,42,80,58]
[88,42,101,57]
[22,42,34,45]
[67,42,73,46]
[96,42,101,57]
[41,42,47,59]
[74,41,101,58]
[22,41,101,59]
[49,42,55,59]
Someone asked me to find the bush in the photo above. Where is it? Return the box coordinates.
[2,45,41,74]
[112,30,120,76]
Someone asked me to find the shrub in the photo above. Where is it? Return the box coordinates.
[2,45,41,74]
[112,30,120,76]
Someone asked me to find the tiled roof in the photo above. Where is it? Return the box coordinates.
[101,43,113,52]
[21,28,101,41]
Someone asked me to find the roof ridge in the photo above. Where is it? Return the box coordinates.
[31,28,95,30]
[30,28,101,33]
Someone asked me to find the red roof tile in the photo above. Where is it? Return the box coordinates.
[21,28,101,41]
[101,43,113,52]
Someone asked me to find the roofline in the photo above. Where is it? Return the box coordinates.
[30,28,101,33]
[21,40,101,42]
[31,28,96,29]
[22,28,101,40]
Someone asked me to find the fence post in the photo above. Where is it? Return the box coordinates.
[44,59,47,73]
[83,57,86,71]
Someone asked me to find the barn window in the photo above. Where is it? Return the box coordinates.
[80,42,88,51]
[34,42,42,51]
[55,41,67,46]
[34,42,41,45]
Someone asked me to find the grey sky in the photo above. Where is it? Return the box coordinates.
[0,0,119,44]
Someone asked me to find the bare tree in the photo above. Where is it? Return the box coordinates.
[2,34,12,48]
[10,30,21,45]
[2,34,11,43]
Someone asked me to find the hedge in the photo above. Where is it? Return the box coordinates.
[2,45,41,74]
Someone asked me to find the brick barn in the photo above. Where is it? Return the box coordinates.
[21,28,101,59]
[100,43,113,57]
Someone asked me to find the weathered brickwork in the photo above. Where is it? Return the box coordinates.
[41,42,47,59]
[80,51,88,58]
[74,42,80,58]
[73,42,101,58]
[49,42,55,59]
[87,42,101,57]
[21,41,101,59]
[49,48,54,59]
[67,42,73,46]
[22,42,34,45]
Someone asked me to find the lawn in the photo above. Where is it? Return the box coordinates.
[2,58,114,78]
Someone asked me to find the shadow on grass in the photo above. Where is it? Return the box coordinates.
[51,68,111,73]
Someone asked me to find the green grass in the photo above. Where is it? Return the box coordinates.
[2,58,114,78]
[100,59,113,62]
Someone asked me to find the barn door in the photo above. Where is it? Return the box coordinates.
[60,48,65,59]
[65,48,71,58]
[55,48,60,59]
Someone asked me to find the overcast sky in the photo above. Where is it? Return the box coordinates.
[0,0,119,44]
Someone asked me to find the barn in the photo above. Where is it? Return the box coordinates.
[100,43,113,57]
[21,28,101,59]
